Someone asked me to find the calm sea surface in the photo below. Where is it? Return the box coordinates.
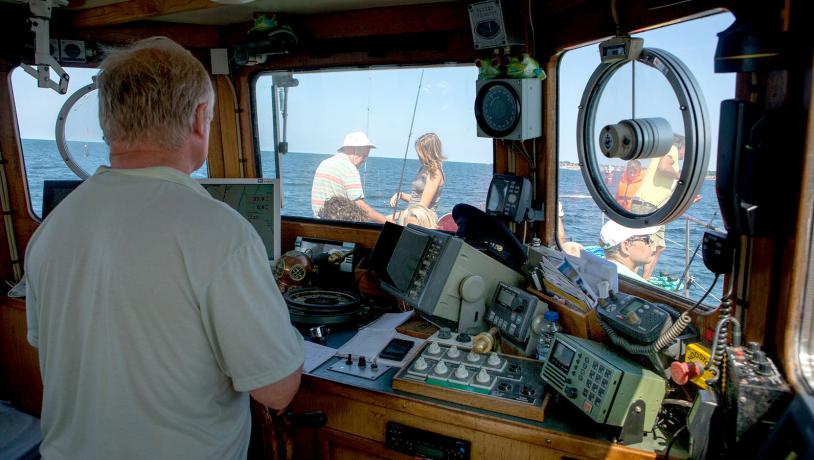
[21,138,722,301]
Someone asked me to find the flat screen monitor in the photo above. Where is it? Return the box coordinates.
[198,178,281,261]
[42,180,83,219]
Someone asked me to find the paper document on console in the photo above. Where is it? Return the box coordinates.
[303,341,337,373]
[359,311,414,331]
[338,327,395,358]
[573,249,618,294]
[338,328,425,368]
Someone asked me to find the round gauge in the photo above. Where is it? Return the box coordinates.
[475,20,501,39]
[474,81,521,138]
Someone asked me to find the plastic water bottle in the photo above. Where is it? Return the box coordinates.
[535,311,561,361]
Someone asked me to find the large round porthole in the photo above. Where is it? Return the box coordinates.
[55,78,105,179]
[576,47,710,228]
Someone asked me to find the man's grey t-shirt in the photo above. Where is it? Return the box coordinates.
[25,167,303,460]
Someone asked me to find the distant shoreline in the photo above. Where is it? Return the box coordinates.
[559,162,716,180]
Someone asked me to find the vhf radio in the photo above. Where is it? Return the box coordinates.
[486,283,547,356]
[595,291,675,344]
[539,333,666,445]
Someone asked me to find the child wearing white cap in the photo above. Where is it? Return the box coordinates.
[600,220,660,282]
[310,131,390,224]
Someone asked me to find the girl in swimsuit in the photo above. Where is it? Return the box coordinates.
[389,132,446,225]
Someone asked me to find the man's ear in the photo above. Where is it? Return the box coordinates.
[193,103,210,137]
[619,241,631,256]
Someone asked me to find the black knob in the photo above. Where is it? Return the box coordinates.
[358,356,367,367]
[438,327,453,339]
[757,361,773,376]
[345,354,353,365]
[750,350,767,365]
[747,342,761,354]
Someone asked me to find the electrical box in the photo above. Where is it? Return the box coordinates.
[475,78,541,140]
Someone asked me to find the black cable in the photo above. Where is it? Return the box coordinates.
[663,424,687,460]
[687,273,720,315]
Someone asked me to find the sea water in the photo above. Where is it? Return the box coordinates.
[20,138,723,301]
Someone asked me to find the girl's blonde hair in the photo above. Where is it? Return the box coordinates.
[98,37,214,150]
[398,204,438,229]
[414,133,446,175]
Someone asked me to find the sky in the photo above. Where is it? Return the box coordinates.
[11,12,734,169]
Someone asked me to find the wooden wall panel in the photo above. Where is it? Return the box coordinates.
[0,299,42,417]
[289,378,659,460]
[212,75,243,178]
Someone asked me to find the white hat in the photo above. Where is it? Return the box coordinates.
[600,220,660,248]
[337,131,376,152]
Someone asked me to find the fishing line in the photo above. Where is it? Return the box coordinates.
[391,70,425,220]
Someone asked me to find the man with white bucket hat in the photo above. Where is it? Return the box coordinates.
[600,220,660,282]
[311,131,390,223]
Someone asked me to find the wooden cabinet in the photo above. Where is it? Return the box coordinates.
[285,375,660,460]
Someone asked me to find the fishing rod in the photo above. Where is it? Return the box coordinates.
[391,70,425,221]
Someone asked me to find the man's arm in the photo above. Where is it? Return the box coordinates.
[250,365,303,409]
[354,198,392,224]
[657,155,680,180]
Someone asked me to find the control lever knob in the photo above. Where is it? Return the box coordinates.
[476,368,491,384]
[756,361,774,376]
[345,354,353,365]
[434,361,449,375]
[750,350,768,365]
[358,356,366,368]
[747,341,761,354]
[447,345,461,358]
[670,361,703,385]
[454,365,469,379]
[438,327,452,339]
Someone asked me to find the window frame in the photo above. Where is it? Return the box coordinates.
[551,13,733,311]
[248,62,496,223]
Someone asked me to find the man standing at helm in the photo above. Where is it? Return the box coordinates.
[311,131,391,223]
[25,37,303,459]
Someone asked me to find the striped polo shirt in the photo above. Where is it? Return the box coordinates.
[311,153,364,216]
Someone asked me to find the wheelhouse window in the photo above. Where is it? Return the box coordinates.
[11,67,208,219]
[557,13,735,303]
[253,65,494,226]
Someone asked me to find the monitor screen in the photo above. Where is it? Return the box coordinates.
[42,180,83,219]
[198,178,281,261]
[387,226,430,292]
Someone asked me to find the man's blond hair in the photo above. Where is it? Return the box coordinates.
[98,37,214,150]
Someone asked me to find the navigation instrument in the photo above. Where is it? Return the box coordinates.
[475,78,541,140]
[199,178,281,261]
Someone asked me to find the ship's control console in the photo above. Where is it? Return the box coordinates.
[392,337,548,422]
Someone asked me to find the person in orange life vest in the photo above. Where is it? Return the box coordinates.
[615,160,645,210]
